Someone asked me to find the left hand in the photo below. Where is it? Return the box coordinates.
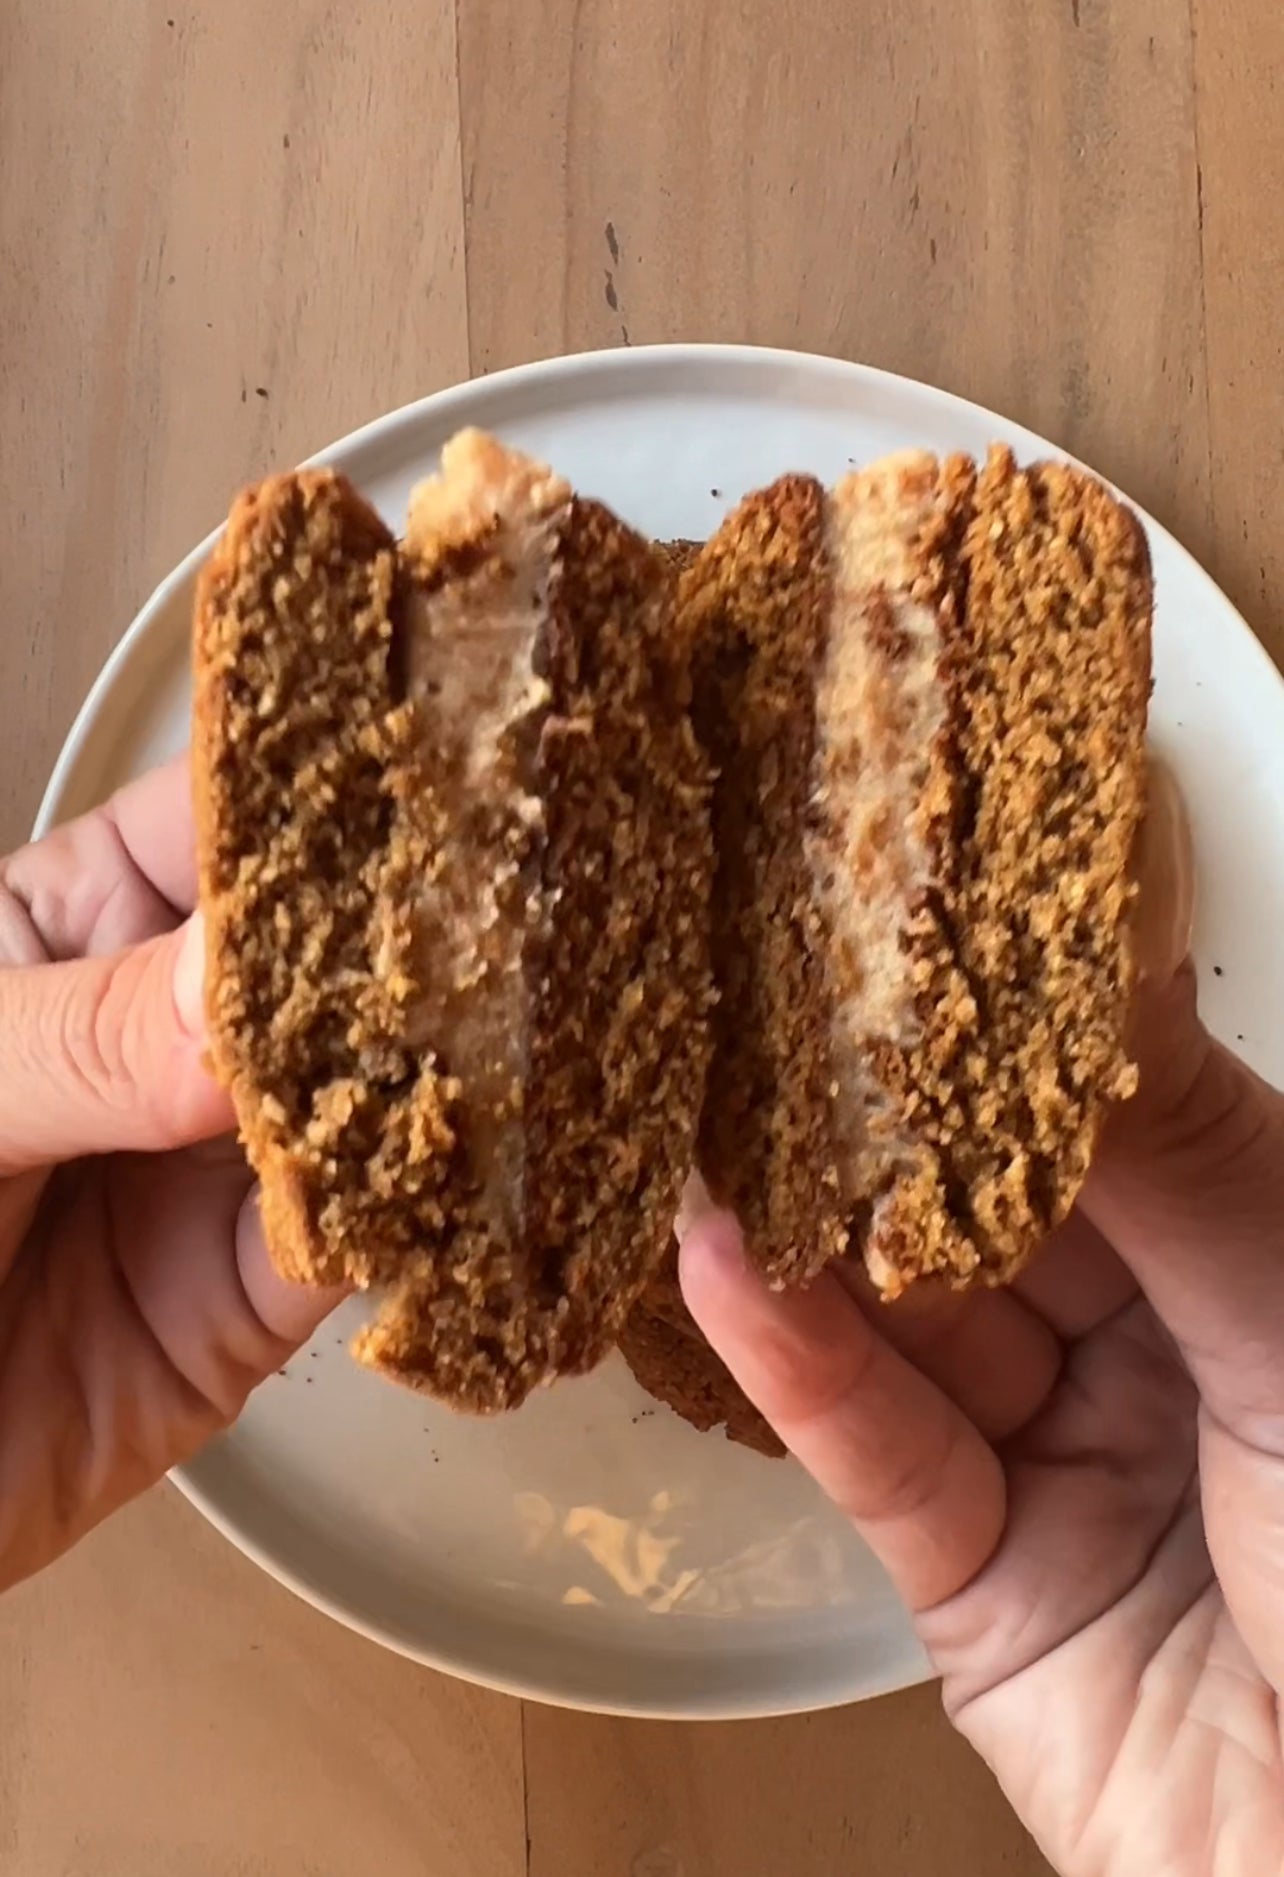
[0,757,344,1590]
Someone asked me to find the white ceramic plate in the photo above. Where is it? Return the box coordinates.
[36,346,1284,1718]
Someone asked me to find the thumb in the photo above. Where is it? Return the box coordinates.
[1083,964,1284,1429]
[0,912,232,1173]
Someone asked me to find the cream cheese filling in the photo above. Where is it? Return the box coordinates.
[397,430,571,1232]
[810,453,951,1243]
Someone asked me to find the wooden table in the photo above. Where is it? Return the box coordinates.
[1,3,1278,1871]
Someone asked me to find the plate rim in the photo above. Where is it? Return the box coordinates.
[33,341,1284,1719]
[36,341,1284,849]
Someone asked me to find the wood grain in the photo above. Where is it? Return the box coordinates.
[0,1491,526,1877]
[0,0,468,852]
[525,1690,1046,1875]
[0,0,1275,1870]
[457,0,1209,548]
[1191,0,1284,665]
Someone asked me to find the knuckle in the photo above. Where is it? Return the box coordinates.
[55,950,182,1143]
[0,879,49,967]
[55,962,132,1111]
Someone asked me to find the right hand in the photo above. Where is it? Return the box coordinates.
[681,966,1284,1876]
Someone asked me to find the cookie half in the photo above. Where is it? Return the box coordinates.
[194,432,714,1409]
[684,446,1152,1294]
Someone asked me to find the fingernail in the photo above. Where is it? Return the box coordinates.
[677,1207,748,1278]
[173,912,206,1039]
[674,1170,717,1245]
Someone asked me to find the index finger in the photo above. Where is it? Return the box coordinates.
[104,754,199,910]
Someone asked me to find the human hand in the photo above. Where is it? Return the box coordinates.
[0,758,345,1590]
[681,966,1284,1874]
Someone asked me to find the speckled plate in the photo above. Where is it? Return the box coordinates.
[35,346,1284,1717]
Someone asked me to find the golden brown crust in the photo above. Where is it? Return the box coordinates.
[194,465,714,1412]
